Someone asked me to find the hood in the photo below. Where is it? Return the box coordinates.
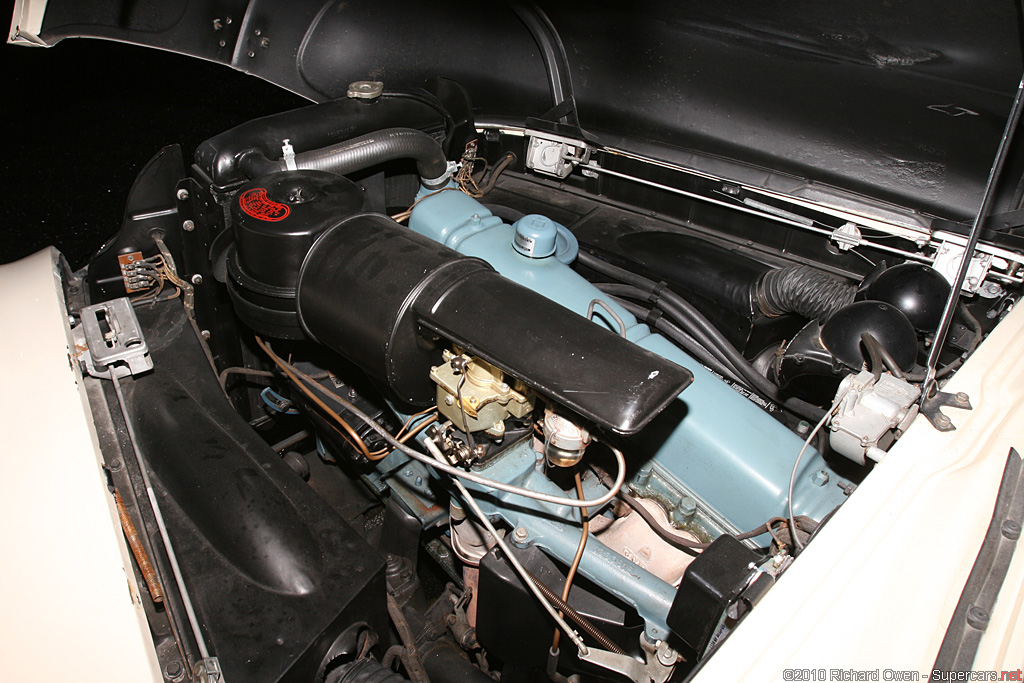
[10,0,1023,222]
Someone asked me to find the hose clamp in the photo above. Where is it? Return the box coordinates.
[281,139,297,171]
[420,161,458,190]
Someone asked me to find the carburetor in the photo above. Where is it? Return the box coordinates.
[430,349,534,438]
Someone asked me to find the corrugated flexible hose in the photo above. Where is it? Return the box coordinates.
[754,265,856,321]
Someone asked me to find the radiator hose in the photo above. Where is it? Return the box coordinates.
[239,127,451,188]
[327,658,408,683]
[754,265,856,321]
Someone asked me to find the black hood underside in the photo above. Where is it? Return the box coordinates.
[14,0,1024,222]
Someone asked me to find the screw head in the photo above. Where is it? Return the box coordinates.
[191,274,203,285]
[935,413,951,426]
[109,459,123,472]
[182,219,195,232]
[176,189,189,201]
[966,605,989,629]
[1002,519,1022,540]
[956,392,969,404]
[200,329,211,340]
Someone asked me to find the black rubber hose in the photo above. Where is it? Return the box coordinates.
[596,283,733,369]
[755,265,856,321]
[605,292,745,382]
[476,152,516,195]
[861,332,904,379]
[240,127,449,188]
[420,642,494,683]
[578,253,825,422]
[327,658,408,683]
[904,302,982,381]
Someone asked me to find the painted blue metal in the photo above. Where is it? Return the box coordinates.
[408,188,848,532]
[462,439,678,640]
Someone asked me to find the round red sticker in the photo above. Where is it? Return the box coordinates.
[239,188,291,222]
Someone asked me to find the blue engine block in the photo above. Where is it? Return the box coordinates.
[378,187,849,638]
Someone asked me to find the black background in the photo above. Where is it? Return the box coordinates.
[1,5,306,268]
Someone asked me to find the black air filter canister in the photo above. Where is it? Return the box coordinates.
[297,214,693,434]
[227,170,364,338]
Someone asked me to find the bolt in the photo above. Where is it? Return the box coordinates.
[513,527,529,542]
[444,395,454,406]
[403,469,413,477]
[247,50,255,58]
[966,605,989,629]
[164,660,185,682]
[182,219,195,232]
[212,18,222,31]
[200,330,211,340]
[1002,519,1022,540]
[676,495,697,518]
[636,465,652,487]
[176,189,189,201]
[191,274,203,285]
[796,420,810,435]
[260,37,270,48]
[415,476,423,486]
[254,28,261,35]
[348,388,357,399]
[935,413,951,426]
[656,643,677,667]
[955,392,969,404]
[109,459,123,472]
[499,382,509,392]
[811,470,830,487]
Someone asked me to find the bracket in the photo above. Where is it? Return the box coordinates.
[920,388,972,432]
[72,297,153,379]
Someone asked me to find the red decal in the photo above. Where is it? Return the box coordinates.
[239,188,290,222]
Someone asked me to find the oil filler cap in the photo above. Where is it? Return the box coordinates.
[512,214,579,263]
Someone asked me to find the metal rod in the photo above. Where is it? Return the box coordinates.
[110,372,211,660]
[582,163,932,263]
[923,74,1024,393]
[422,438,589,655]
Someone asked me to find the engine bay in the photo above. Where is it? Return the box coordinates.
[63,84,1015,683]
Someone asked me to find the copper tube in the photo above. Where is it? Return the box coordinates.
[552,471,589,652]
[255,337,376,459]
[114,491,164,603]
